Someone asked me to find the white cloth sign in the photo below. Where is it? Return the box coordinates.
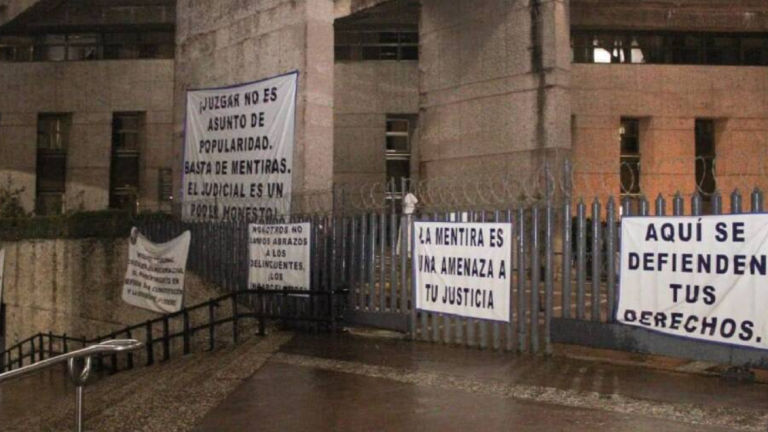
[248,223,310,291]
[0,248,5,303]
[619,214,768,350]
[414,221,512,322]
[182,71,299,221]
[122,229,191,314]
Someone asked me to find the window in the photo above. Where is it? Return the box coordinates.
[0,31,174,62]
[110,113,143,211]
[36,114,70,215]
[335,30,419,61]
[385,117,412,201]
[158,168,173,202]
[572,30,768,66]
[620,118,641,203]
[695,120,717,213]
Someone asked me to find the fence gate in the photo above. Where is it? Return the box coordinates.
[336,212,413,333]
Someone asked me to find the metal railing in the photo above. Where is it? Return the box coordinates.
[1,288,342,375]
[0,339,143,432]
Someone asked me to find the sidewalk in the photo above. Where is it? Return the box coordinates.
[193,333,768,432]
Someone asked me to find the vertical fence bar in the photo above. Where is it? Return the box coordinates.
[506,209,515,352]
[544,203,554,354]
[208,302,216,351]
[432,212,441,344]
[145,321,154,366]
[350,216,359,310]
[530,206,540,354]
[479,210,489,350]
[401,214,410,315]
[751,188,764,213]
[183,311,190,355]
[639,196,648,216]
[692,192,702,216]
[38,334,44,361]
[124,331,133,369]
[673,192,684,216]
[493,210,502,351]
[390,211,398,314]
[606,198,616,322]
[517,208,526,352]
[591,199,601,322]
[442,212,452,346]
[562,200,572,319]
[713,191,723,215]
[655,194,666,216]
[732,189,743,214]
[576,200,587,320]
[163,317,170,361]
[369,213,377,312]
[330,216,339,332]
[380,212,387,313]
[465,212,475,348]
[232,295,240,344]
[419,214,429,342]
[359,214,367,310]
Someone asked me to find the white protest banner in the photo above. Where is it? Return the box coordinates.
[249,223,310,291]
[414,221,512,322]
[182,71,299,221]
[619,214,768,350]
[122,228,191,314]
[0,248,5,303]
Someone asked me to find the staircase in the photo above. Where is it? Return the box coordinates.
[0,329,293,432]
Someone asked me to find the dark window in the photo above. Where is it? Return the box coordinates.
[110,113,143,211]
[572,30,768,67]
[385,116,413,201]
[620,118,641,199]
[158,168,173,202]
[695,119,717,212]
[1,31,174,62]
[36,114,70,215]
[335,30,419,62]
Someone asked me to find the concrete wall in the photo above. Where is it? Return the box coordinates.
[334,61,420,185]
[0,238,221,344]
[418,0,571,181]
[174,0,335,196]
[570,1,768,209]
[571,64,768,208]
[0,60,175,213]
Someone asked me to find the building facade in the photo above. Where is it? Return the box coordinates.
[0,0,766,215]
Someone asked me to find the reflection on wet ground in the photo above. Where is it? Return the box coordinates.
[193,333,768,432]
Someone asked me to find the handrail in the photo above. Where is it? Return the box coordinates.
[0,339,142,384]
[0,339,142,432]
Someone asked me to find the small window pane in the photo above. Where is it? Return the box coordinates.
[379,32,399,44]
[362,46,380,60]
[400,32,419,44]
[387,119,409,133]
[386,136,409,152]
[401,46,418,60]
[380,46,398,60]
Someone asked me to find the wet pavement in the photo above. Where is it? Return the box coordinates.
[194,333,768,432]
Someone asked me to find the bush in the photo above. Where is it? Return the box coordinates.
[0,210,177,242]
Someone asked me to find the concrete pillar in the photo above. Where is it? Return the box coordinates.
[419,0,571,182]
[173,0,335,197]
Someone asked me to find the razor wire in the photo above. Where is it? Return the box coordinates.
[177,149,768,220]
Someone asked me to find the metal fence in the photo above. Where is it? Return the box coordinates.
[6,158,768,369]
[136,153,768,368]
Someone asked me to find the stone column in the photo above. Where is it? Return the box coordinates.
[419,0,571,182]
[173,0,335,201]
